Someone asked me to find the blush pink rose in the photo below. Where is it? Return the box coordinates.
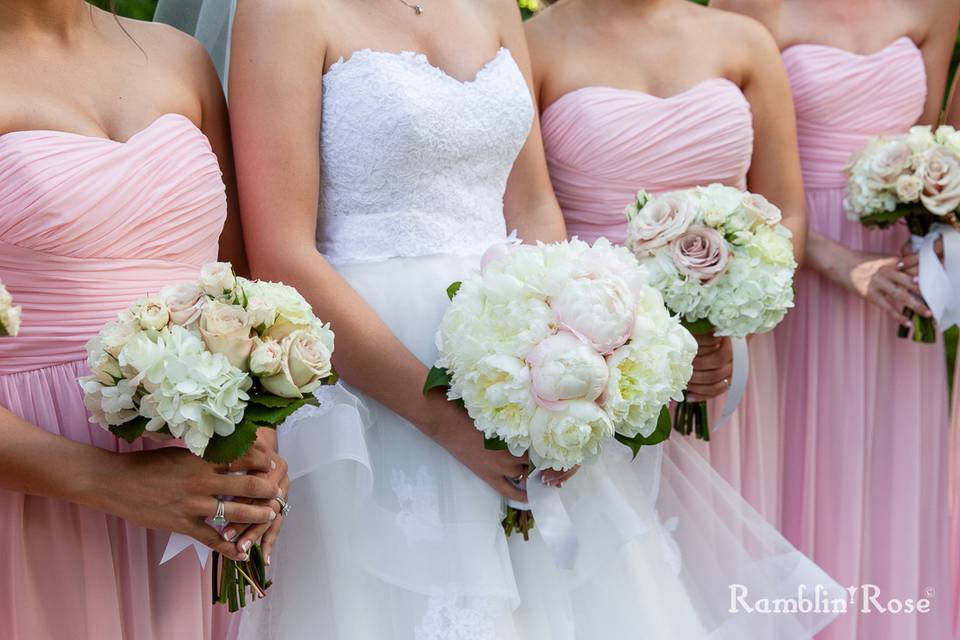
[671,226,730,284]
[626,193,697,254]
[919,147,960,215]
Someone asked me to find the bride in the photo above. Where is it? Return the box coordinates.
[159,0,843,638]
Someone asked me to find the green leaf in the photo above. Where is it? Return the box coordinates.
[243,398,308,427]
[446,281,462,301]
[109,416,149,443]
[483,435,509,451]
[681,317,714,336]
[858,208,908,229]
[423,366,452,394]
[614,406,673,458]
[247,392,304,408]
[202,418,264,464]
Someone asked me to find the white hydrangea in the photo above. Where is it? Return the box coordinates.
[0,281,21,337]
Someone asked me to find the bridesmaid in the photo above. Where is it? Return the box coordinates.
[712,1,958,639]
[0,2,287,638]
[526,0,806,523]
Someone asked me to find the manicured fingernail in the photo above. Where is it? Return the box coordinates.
[223,529,236,542]
[239,553,249,561]
[270,460,277,470]
[241,540,252,552]
[913,276,920,284]
[277,488,284,498]
[897,261,904,269]
[268,511,276,521]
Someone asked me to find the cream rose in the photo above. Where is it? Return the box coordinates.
[919,147,960,215]
[626,192,697,254]
[250,338,283,377]
[895,174,923,203]
[526,332,609,410]
[741,193,782,227]
[159,282,206,327]
[136,297,170,332]
[671,226,730,284]
[199,301,255,370]
[868,140,911,187]
[199,262,237,297]
[246,296,278,329]
[260,329,333,398]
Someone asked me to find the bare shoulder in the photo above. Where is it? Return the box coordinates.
[709,0,781,33]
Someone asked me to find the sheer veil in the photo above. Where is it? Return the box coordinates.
[154,0,236,89]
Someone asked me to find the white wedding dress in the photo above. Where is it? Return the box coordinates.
[220,45,846,640]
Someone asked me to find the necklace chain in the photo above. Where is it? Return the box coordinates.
[397,0,424,15]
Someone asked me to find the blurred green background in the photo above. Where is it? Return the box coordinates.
[107,0,960,391]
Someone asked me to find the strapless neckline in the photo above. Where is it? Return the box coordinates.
[542,78,744,119]
[0,113,199,147]
[325,46,511,86]
[781,35,918,60]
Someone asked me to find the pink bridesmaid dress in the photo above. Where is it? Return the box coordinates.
[779,37,951,639]
[0,113,227,639]
[541,79,785,523]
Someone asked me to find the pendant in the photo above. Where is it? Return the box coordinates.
[414,5,423,15]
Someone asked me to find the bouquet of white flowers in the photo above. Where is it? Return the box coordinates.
[428,238,696,538]
[80,262,335,611]
[845,125,960,342]
[0,280,21,337]
[624,184,797,439]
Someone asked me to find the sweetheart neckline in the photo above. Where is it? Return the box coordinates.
[541,78,747,120]
[781,35,918,60]
[0,113,199,146]
[324,46,512,87]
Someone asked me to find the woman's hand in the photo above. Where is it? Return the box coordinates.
[687,333,734,402]
[430,397,531,503]
[844,250,931,324]
[93,446,281,561]
[219,429,290,564]
[541,466,579,488]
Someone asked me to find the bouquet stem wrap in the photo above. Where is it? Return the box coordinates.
[911,224,960,333]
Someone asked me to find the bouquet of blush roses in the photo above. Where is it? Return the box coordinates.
[80,262,335,611]
[428,238,697,538]
[0,280,21,337]
[845,125,960,342]
[625,184,797,440]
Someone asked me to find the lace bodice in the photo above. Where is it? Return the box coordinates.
[316,47,533,264]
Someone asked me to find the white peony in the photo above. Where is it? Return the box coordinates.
[527,332,609,409]
[456,354,537,456]
[529,401,614,471]
[551,273,636,354]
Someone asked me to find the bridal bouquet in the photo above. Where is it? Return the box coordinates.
[428,238,696,537]
[0,280,21,337]
[845,125,960,342]
[80,262,336,611]
[624,184,797,439]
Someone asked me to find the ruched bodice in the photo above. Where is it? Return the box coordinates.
[541,79,753,244]
[316,48,533,265]
[784,37,926,191]
[0,113,226,373]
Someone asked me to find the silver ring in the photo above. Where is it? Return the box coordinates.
[274,496,291,518]
[212,500,228,528]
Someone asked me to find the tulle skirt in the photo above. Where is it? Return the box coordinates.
[775,187,952,640]
[236,253,843,640]
[0,361,212,640]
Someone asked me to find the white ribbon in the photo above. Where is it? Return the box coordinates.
[911,224,960,330]
[712,336,750,432]
[161,533,211,566]
[507,469,579,570]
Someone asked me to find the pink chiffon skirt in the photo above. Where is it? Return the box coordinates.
[776,187,952,640]
[0,361,213,640]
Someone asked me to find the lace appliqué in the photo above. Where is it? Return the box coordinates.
[316,48,534,265]
[391,466,443,543]
[655,512,683,576]
[414,591,499,640]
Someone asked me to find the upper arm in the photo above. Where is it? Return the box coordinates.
[189,39,249,274]
[709,0,781,38]
[227,0,327,279]
[738,18,807,259]
[945,66,960,125]
[917,0,960,125]
[495,1,567,242]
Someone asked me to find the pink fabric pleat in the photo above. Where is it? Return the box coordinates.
[779,37,952,640]
[0,113,227,639]
[541,79,785,523]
